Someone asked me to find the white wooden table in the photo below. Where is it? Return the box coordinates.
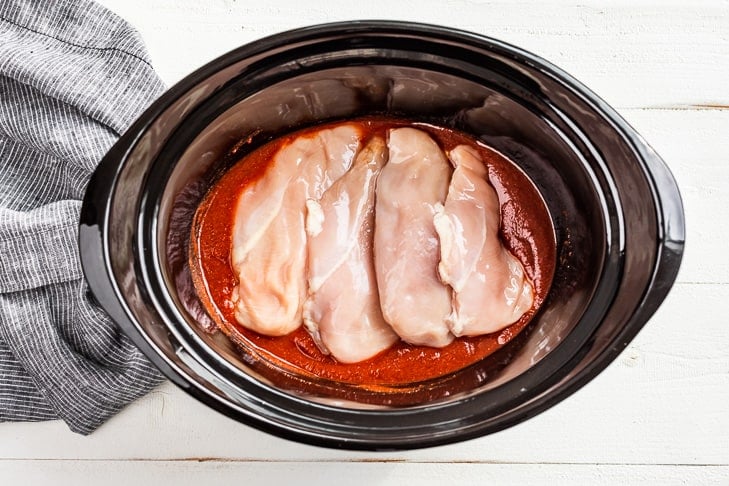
[2,1,728,484]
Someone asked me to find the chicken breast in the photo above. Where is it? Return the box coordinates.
[433,144,534,336]
[374,127,454,347]
[303,137,399,363]
[230,125,361,336]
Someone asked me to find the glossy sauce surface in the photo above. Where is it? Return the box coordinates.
[190,119,555,386]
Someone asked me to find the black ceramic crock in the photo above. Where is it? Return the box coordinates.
[79,21,685,450]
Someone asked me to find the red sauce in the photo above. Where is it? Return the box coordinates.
[190,118,555,388]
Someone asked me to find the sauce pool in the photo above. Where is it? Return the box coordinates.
[190,118,555,387]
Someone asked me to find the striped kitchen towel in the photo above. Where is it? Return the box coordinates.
[0,0,165,434]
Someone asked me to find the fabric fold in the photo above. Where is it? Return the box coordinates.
[0,0,166,434]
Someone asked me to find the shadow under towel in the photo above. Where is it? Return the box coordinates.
[0,0,166,434]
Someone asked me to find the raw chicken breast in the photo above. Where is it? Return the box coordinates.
[303,137,399,363]
[433,144,534,336]
[374,127,454,347]
[230,125,361,336]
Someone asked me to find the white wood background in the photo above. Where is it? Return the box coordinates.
[2,0,728,484]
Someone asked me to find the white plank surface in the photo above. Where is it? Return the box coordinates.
[0,462,727,486]
[3,0,729,484]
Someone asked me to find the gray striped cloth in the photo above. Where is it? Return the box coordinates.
[0,0,165,434]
